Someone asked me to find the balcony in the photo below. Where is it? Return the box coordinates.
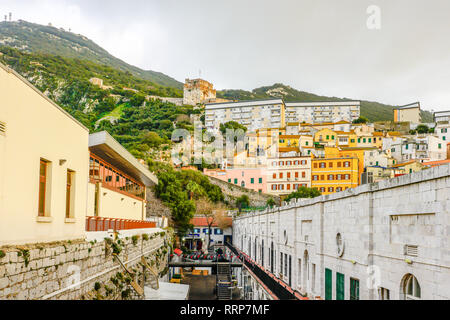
[86,216,156,232]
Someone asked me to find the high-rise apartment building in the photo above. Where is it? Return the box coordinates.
[205,99,285,133]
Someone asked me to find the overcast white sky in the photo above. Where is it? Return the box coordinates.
[2,0,450,111]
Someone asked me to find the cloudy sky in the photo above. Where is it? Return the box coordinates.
[2,0,450,111]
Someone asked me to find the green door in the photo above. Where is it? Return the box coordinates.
[325,268,332,300]
[336,272,345,300]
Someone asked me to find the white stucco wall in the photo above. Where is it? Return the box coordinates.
[233,164,450,300]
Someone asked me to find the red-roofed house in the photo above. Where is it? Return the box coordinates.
[184,216,233,251]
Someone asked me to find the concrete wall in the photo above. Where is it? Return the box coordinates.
[86,182,145,220]
[233,164,450,300]
[0,63,89,245]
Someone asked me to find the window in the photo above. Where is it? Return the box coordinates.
[328,187,334,192]
[329,162,333,168]
[344,161,350,167]
[328,174,334,180]
[287,184,291,190]
[214,229,223,235]
[302,172,306,178]
[228,179,232,183]
[38,160,50,217]
[65,170,75,219]
[259,178,263,184]
[295,172,299,178]
[287,172,291,179]
[203,228,209,234]
[234,179,238,184]
[320,162,326,168]
[320,187,326,193]
[90,155,144,199]
[280,173,284,179]
[379,288,390,300]
[313,163,318,168]
[403,274,421,300]
[438,144,442,149]
[241,181,245,187]
[350,278,360,300]
[273,173,277,179]
[313,175,318,181]
[337,162,342,168]
[311,264,316,292]
[251,178,255,184]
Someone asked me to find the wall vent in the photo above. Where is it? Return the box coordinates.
[404,245,418,257]
[0,121,5,135]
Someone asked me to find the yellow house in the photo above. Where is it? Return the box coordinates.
[373,132,384,149]
[279,135,301,148]
[0,62,89,245]
[390,160,425,175]
[311,156,359,195]
[314,128,337,147]
[335,131,358,148]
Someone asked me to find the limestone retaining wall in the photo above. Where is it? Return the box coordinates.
[0,229,171,300]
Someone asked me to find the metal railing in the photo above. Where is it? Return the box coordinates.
[86,216,156,232]
[225,242,299,300]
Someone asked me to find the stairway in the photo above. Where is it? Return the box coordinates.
[216,263,232,300]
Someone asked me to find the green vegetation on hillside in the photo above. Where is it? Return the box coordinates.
[0,20,183,88]
[0,46,196,160]
[149,160,224,235]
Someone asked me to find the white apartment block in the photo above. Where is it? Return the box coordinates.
[434,111,450,143]
[205,99,285,133]
[285,101,360,124]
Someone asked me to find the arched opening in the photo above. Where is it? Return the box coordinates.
[261,240,264,267]
[303,250,309,292]
[270,242,274,273]
[401,274,421,300]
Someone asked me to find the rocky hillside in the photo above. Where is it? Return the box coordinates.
[218,83,434,123]
[0,20,183,89]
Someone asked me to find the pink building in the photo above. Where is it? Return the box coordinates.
[203,168,268,193]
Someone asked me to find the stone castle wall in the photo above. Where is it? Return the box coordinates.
[0,229,170,300]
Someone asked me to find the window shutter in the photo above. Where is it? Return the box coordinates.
[0,121,5,135]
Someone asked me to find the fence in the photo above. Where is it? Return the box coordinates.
[225,242,299,300]
[86,216,156,232]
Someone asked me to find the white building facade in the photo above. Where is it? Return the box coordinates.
[233,164,450,300]
[285,101,360,124]
[205,99,285,133]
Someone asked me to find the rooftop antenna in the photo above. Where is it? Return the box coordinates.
[4,15,6,22]
[8,12,11,22]
[199,69,202,79]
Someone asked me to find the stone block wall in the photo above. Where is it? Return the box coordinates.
[0,229,171,300]
[208,176,280,208]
